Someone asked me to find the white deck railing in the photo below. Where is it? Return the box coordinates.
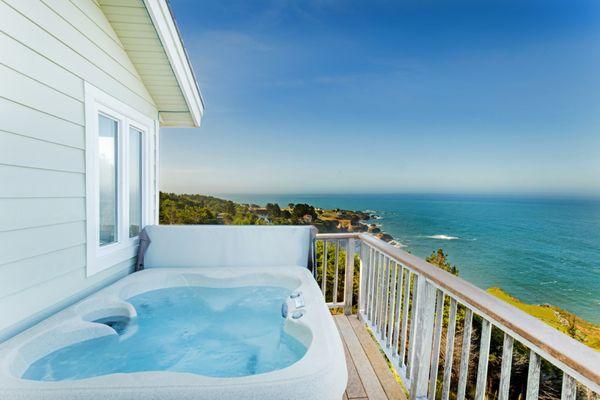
[315,232,600,400]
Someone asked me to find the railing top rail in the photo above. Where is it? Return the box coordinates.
[358,233,600,390]
[315,232,359,240]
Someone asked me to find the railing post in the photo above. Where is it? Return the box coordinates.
[409,275,437,400]
[343,238,355,315]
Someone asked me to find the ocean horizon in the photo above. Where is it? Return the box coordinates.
[214,193,600,324]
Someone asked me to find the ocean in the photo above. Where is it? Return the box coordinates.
[218,193,600,324]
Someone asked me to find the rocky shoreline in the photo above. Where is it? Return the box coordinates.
[313,208,399,246]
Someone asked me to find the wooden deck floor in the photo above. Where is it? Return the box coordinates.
[334,314,407,400]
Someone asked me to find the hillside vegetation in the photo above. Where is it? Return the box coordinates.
[488,287,600,351]
[159,192,373,233]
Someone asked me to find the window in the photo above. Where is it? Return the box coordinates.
[85,83,155,277]
[129,127,143,238]
[98,115,119,246]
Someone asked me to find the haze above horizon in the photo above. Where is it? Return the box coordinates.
[161,0,600,196]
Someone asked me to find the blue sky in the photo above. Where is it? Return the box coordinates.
[161,0,600,195]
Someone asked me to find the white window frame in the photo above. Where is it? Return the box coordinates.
[85,83,155,277]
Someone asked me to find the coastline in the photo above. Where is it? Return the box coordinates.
[488,287,600,351]
[353,207,600,351]
[359,211,600,352]
[160,192,600,350]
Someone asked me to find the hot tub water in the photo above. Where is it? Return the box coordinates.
[23,286,307,381]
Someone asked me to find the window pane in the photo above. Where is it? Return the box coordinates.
[129,127,143,238]
[98,115,118,246]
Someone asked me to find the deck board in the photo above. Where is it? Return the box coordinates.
[348,316,407,400]
[334,314,407,400]
[342,340,368,398]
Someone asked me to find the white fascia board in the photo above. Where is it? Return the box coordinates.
[143,0,204,127]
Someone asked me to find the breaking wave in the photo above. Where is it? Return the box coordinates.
[425,234,459,240]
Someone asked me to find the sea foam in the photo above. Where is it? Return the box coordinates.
[426,234,459,240]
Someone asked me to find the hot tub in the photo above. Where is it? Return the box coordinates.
[0,266,347,399]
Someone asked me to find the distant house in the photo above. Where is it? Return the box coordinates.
[0,0,203,341]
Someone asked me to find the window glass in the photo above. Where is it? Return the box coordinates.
[98,114,118,246]
[129,127,143,237]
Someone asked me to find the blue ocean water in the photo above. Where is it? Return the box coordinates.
[221,194,600,324]
[23,286,306,381]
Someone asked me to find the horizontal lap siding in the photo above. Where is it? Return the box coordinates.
[0,166,85,198]
[0,1,157,118]
[0,198,85,232]
[0,130,85,172]
[0,98,85,148]
[0,63,84,125]
[0,0,157,341]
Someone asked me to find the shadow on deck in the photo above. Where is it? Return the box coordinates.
[334,314,408,400]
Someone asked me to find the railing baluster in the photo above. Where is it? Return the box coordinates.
[475,319,492,400]
[384,257,391,337]
[377,254,386,331]
[381,257,390,339]
[365,247,371,319]
[367,248,375,321]
[359,242,368,314]
[499,333,514,400]
[376,256,384,333]
[368,246,374,315]
[375,254,383,331]
[428,290,445,399]
[386,261,398,348]
[321,240,328,296]
[372,252,379,325]
[406,273,420,379]
[369,249,378,322]
[332,240,340,304]
[561,373,577,400]
[441,298,458,400]
[457,308,473,400]
[526,351,541,400]
[399,269,411,367]
[343,238,355,314]
[373,252,381,324]
[392,265,404,355]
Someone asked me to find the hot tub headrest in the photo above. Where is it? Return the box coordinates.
[141,225,316,269]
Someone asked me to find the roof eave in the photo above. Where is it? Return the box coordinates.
[142,0,204,128]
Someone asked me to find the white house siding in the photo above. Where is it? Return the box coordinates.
[0,0,158,342]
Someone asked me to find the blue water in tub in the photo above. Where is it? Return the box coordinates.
[23,286,307,381]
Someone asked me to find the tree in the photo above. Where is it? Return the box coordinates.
[567,316,578,339]
[292,203,318,220]
[426,248,459,276]
[265,203,282,217]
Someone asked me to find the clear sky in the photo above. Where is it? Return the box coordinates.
[160,0,600,196]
